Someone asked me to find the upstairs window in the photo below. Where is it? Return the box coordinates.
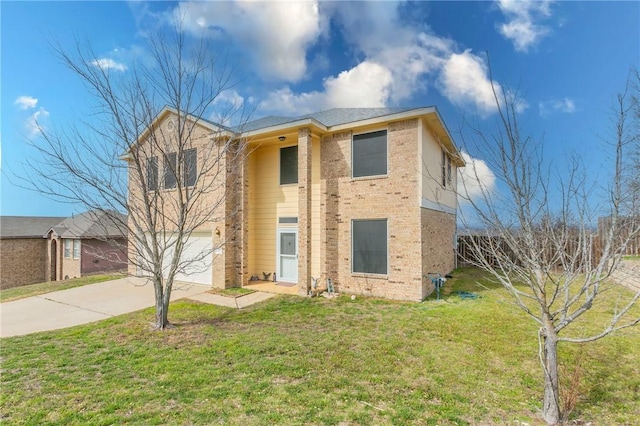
[147,156,158,191]
[352,130,387,178]
[352,219,388,275]
[184,148,197,187]
[442,149,452,187]
[164,152,177,189]
[280,145,298,185]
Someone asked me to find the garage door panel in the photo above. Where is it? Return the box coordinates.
[137,232,212,285]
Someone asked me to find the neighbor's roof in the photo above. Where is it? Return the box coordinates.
[47,210,127,239]
[0,216,66,239]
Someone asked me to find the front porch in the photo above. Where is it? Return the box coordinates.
[243,281,299,295]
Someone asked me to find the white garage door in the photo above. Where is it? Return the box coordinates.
[137,232,213,286]
[172,234,212,285]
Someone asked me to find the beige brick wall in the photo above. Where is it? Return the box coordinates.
[320,118,426,301]
[127,112,237,286]
[421,208,457,297]
[0,238,48,289]
[61,257,81,280]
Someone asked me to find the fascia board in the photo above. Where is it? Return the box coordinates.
[241,118,328,138]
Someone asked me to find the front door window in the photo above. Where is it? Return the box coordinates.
[277,229,298,282]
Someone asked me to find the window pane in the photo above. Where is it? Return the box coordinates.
[279,217,298,224]
[73,240,80,259]
[147,156,158,191]
[164,152,177,189]
[352,219,387,274]
[64,240,71,258]
[280,232,296,256]
[353,130,387,178]
[184,148,197,187]
[280,145,298,185]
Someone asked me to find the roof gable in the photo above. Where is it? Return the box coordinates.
[48,210,127,239]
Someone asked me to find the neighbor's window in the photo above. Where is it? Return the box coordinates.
[164,152,177,189]
[352,219,388,275]
[64,240,71,259]
[184,148,197,187]
[280,145,298,185]
[147,156,158,191]
[73,240,81,259]
[352,130,387,178]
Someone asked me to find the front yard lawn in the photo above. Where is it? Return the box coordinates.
[1,268,638,425]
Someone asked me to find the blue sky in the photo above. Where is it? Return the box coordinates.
[1,1,639,217]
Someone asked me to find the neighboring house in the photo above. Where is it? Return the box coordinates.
[0,216,65,289]
[45,210,128,281]
[127,107,464,301]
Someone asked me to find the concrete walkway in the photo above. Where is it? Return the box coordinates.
[0,277,276,338]
[612,259,640,292]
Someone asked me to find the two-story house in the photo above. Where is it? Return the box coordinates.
[127,107,464,301]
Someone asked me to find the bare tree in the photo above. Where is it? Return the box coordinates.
[457,70,640,424]
[20,21,249,329]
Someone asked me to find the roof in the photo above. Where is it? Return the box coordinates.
[47,210,128,239]
[0,216,66,239]
[130,106,464,167]
[237,107,417,133]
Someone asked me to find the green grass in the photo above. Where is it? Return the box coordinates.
[1,268,638,425]
[207,287,257,297]
[622,255,640,261]
[0,274,124,302]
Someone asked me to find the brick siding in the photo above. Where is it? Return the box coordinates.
[0,238,47,289]
[320,118,432,301]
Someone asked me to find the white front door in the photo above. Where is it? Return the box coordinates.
[277,228,298,283]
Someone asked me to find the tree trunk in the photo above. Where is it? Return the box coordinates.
[541,324,561,425]
[153,276,170,329]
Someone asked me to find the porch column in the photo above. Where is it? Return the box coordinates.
[298,128,312,295]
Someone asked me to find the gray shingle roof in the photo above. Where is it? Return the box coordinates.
[0,216,66,239]
[49,210,127,239]
[300,107,415,127]
[238,107,420,133]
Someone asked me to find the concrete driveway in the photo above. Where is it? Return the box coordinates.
[0,277,209,338]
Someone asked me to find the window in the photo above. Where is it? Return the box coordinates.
[280,145,298,185]
[147,156,158,191]
[164,152,177,189]
[352,130,387,178]
[352,219,388,275]
[184,148,197,187]
[64,240,71,259]
[163,149,197,189]
[279,217,298,224]
[442,149,452,187]
[73,240,81,259]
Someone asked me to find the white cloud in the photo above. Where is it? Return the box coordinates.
[457,151,496,202]
[26,107,50,138]
[176,1,321,82]
[539,97,576,117]
[14,96,38,110]
[89,58,127,71]
[259,3,505,117]
[323,62,393,108]
[438,51,501,116]
[497,0,553,52]
[260,61,393,115]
